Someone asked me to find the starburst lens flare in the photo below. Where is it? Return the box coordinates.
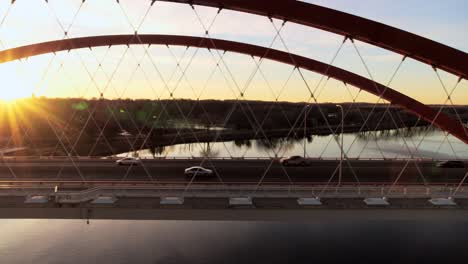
[0,98,66,154]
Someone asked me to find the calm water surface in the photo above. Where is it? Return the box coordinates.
[121,129,468,159]
[1,218,468,263]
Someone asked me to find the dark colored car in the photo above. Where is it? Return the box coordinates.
[435,160,465,168]
[280,156,309,166]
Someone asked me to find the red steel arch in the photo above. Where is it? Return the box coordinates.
[0,34,466,143]
[159,0,468,79]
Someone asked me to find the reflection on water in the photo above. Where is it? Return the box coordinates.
[356,126,437,141]
[1,218,468,264]
[120,127,468,159]
[254,137,309,152]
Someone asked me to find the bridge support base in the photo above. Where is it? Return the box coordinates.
[160,197,184,205]
[229,197,253,206]
[91,196,117,204]
[428,197,457,206]
[297,197,322,206]
[364,197,389,206]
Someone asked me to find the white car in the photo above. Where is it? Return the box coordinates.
[184,166,213,177]
[280,156,309,166]
[116,157,142,166]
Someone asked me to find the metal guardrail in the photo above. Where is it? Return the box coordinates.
[0,180,466,187]
[2,184,467,201]
[1,156,467,162]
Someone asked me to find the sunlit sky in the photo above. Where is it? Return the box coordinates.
[0,0,467,104]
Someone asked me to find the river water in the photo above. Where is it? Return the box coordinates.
[121,128,468,159]
[1,218,468,263]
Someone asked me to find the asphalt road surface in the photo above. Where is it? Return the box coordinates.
[0,158,466,184]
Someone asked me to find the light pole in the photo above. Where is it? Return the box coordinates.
[336,105,344,186]
[304,105,309,157]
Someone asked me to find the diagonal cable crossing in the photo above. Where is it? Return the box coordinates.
[0,1,466,203]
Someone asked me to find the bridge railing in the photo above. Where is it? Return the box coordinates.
[0,156,467,162]
[3,184,468,201]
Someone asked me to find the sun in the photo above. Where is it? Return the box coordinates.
[0,89,33,102]
[0,62,35,102]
